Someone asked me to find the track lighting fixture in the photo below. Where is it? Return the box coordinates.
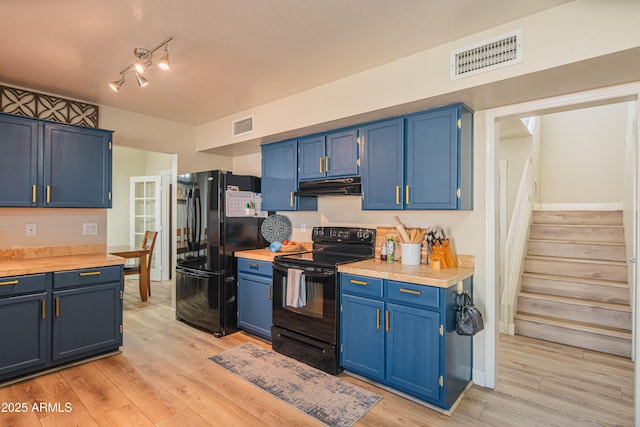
[109,36,173,92]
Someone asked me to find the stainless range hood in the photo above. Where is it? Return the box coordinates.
[294,177,361,197]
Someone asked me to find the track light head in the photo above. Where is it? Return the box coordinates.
[158,45,171,70]
[109,74,125,92]
[134,72,149,87]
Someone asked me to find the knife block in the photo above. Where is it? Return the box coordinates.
[430,240,457,268]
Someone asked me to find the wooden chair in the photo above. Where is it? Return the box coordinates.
[124,230,158,296]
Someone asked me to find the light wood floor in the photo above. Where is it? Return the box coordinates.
[0,279,634,426]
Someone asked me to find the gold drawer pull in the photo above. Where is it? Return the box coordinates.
[325,156,329,172]
[79,271,101,277]
[399,288,422,295]
[385,310,390,332]
[32,185,37,203]
[247,262,259,269]
[55,297,60,317]
[395,186,400,205]
[0,280,19,286]
[46,185,51,203]
[319,157,324,173]
[350,279,369,286]
[376,308,381,330]
[41,299,46,319]
[406,185,410,204]
[290,192,294,207]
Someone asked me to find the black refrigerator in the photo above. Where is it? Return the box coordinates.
[175,170,267,336]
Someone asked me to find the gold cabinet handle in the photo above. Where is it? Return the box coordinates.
[0,280,19,286]
[268,285,272,301]
[385,310,390,332]
[55,297,60,317]
[399,288,422,295]
[406,185,410,204]
[46,185,51,203]
[376,308,381,330]
[41,299,46,319]
[247,262,259,269]
[79,271,101,277]
[395,186,400,205]
[319,157,324,173]
[349,279,369,286]
[32,185,37,203]
[325,156,329,172]
[290,192,294,207]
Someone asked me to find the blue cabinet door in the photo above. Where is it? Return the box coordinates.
[298,135,326,181]
[340,294,385,382]
[261,139,316,211]
[361,118,404,210]
[0,292,49,379]
[326,129,359,178]
[237,272,273,341]
[43,124,112,208]
[0,114,40,207]
[52,282,122,362]
[386,302,440,402]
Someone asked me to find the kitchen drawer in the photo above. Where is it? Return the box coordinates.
[340,274,383,299]
[53,266,122,289]
[237,258,272,277]
[0,273,48,297]
[386,280,438,309]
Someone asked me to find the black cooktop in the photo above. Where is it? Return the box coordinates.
[275,250,372,268]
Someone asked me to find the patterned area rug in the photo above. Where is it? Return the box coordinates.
[209,343,382,427]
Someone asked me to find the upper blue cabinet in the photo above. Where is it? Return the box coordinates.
[0,112,113,208]
[361,104,473,210]
[261,139,317,211]
[298,128,359,181]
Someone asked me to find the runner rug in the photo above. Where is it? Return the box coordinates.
[209,343,382,427]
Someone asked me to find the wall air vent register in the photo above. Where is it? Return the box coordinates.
[451,29,523,80]
[232,115,255,137]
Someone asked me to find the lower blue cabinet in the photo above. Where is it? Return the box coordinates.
[340,273,472,409]
[0,266,123,382]
[237,259,273,341]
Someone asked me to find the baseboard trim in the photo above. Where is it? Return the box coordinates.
[534,203,623,211]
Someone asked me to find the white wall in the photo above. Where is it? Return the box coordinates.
[499,134,534,225]
[539,103,628,206]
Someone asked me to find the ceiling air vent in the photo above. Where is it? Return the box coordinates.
[451,29,523,80]
[232,115,254,137]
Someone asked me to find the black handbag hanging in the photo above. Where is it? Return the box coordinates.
[456,291,484,336]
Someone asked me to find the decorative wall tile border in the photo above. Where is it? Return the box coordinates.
[0,85,99,128]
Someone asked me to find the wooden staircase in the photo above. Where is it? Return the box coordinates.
[514,210,631,358]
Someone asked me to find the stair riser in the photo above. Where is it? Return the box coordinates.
[532,211,623,226]
[514,318,631,358]
[527,241,626,262]
[521,276,630,304]
[529,225,624,243]
[518,296,631,330]
[524,258,628,282]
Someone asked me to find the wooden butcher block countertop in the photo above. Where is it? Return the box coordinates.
[235,244,312,262]
[0,244,125,278]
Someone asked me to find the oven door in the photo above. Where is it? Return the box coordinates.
[272,260,337,345]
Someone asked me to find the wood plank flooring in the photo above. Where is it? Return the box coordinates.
[0,279,634,426]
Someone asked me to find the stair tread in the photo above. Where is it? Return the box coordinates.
[518,291,631,312]
[521,272,628,288]
[528,238,626,246]
[514,313,632,338]
[525,254,628,266]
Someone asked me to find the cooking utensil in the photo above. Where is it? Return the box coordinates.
[392,216,411,243]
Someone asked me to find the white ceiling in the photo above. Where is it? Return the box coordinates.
[0,0,574,126]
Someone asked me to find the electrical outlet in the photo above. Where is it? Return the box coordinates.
[301,223,306,232]
[83,223,98,235]
[26,223,37,236]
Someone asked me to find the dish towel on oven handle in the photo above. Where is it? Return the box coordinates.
[286,268,306,308]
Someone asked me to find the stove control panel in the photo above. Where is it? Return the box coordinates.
[312,227,375,243]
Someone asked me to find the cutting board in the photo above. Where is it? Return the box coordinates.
[375,226,429,263]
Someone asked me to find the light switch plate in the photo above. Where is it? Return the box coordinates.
[83,223,98,235]
[26,223,37,236]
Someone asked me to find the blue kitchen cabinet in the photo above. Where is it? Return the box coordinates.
[405,104,473,210]
[361,104,473,210]
[340,293,385,382]
[339,273,472,410]
[0,112,113,208]
[0,114,40,207]
[44,123,113,208]
[0,274,49,379]
[298,129,359,181]
[237,258,273,341]
[261,139,316,211]
[360,118,404,210]
[52,266,123,363]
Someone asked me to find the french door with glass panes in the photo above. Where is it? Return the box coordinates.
[130,176,161,281]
